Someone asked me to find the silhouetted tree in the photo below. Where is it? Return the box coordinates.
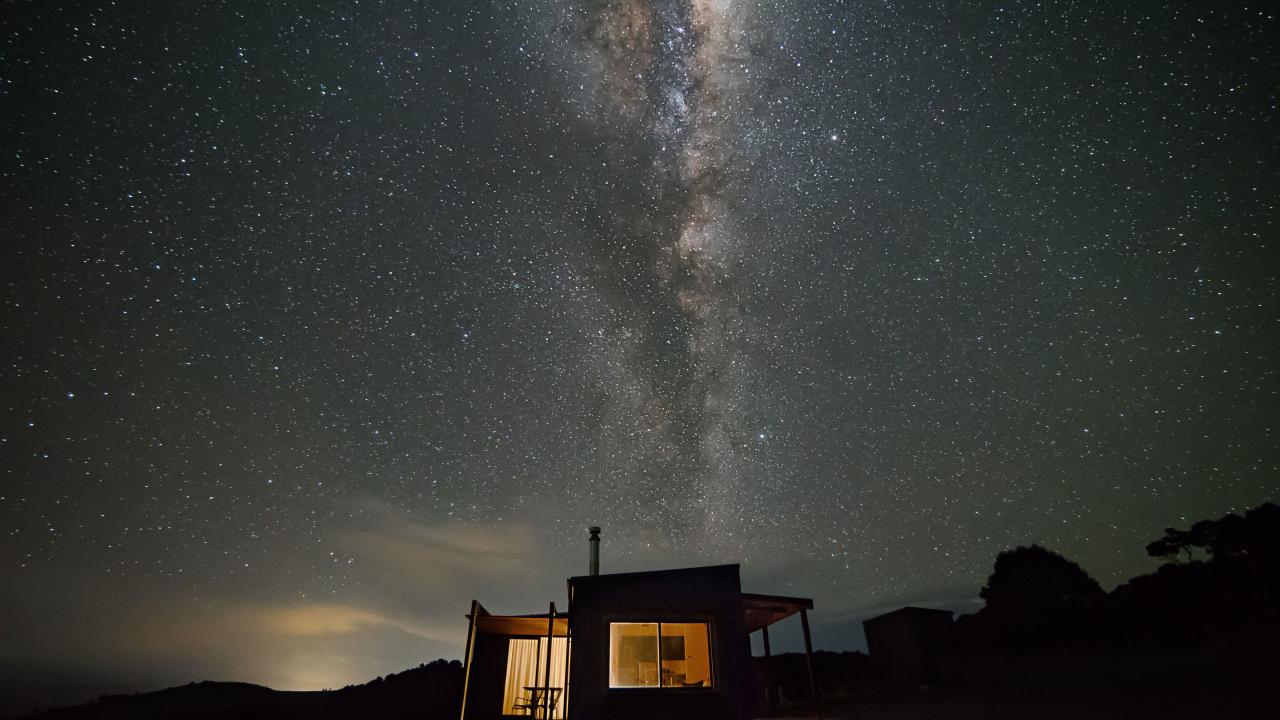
[1197,513,1249,560]
[976,545,1104,654]
[1245,502,1280,571]
[980,544,1104,614]
[948,501,1279,693]
[1145,527,1198,563]
[1146,503,1280,568]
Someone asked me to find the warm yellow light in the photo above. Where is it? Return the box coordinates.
[608,621,712,688]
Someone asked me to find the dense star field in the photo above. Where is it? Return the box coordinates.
[2,0,1277,712]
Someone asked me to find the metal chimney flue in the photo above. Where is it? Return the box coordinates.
[588,526,601,576]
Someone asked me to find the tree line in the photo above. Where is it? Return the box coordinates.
[953,500,1280,657]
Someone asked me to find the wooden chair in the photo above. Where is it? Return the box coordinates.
[512,687,562,717]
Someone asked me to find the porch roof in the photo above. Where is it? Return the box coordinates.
[469,612,569,637]
[740,592,814,633]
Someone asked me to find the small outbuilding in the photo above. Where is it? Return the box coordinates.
[861,606,953,688]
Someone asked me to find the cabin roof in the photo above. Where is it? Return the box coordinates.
[469,564,813,637]
[566,562,741,585]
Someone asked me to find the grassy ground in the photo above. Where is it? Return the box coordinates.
[771,683,1271,720]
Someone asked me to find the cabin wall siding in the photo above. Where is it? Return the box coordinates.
[566,564,755,720]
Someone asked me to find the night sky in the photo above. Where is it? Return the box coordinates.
[2,0,1278,713]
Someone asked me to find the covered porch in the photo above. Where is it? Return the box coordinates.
[742,593,822,719]
[460,601,571,720]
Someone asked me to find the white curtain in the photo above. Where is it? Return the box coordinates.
[502,637,569,718]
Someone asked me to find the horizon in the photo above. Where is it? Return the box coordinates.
[3,1,1277,718]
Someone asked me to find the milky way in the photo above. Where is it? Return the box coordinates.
[539,0,764,541]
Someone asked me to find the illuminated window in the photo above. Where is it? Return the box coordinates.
[502,637,568,718]
[608,622,712,688]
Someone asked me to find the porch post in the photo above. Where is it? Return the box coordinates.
[761,625,775,714]
[800,608,822,720]
[459,600,479,720]
[562,624,572,720]
[564,583,574,720]
[543,602,556,719]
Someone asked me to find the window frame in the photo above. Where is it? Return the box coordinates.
[605,617,717,692]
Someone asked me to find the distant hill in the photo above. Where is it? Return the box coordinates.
[17,660,462,720]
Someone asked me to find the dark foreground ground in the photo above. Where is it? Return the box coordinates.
[773,636,1277,720]
[12,661,463,720]
[13,631,1278,719]
[13,676,1274,719]
[18,652,1273,720]
[791,684,1272,720]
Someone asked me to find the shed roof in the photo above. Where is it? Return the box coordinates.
[861,606,954,627]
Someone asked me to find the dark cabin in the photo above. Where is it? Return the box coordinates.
[459,530,819,720]
[861,606,953,688]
